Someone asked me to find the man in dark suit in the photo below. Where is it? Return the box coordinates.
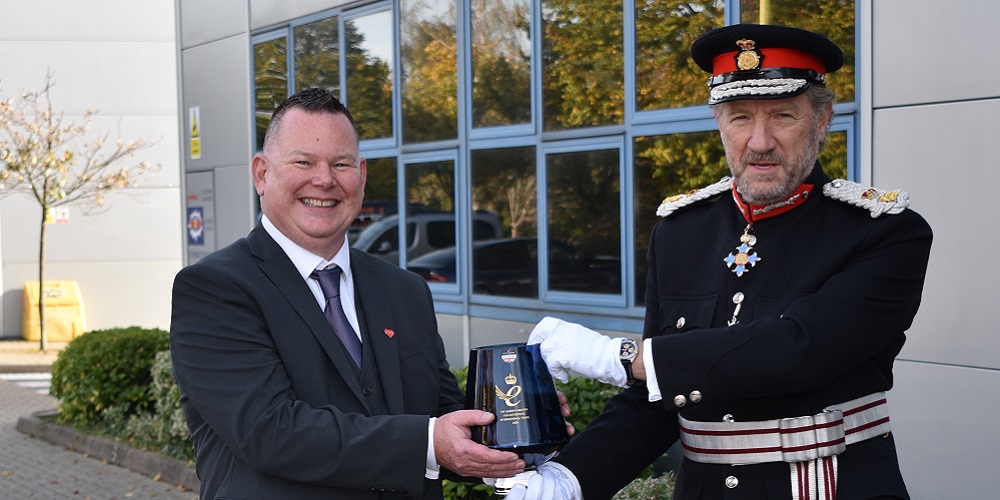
[509,24,932,499]
[170,88,526,499]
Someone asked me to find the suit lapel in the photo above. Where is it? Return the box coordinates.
[351,250,405,414]
[246,225,370,411]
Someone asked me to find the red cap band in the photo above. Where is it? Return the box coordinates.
[712,48,826,76]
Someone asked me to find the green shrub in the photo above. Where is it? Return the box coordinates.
[119,350,193,461]
[50,326,169,426]
[613,472,676,499]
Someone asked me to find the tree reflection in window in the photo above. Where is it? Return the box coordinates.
[294,17,339,96]
[472,147,538,297]
[471,0,532,128]
[253,37,287,151]
[546,149,622,295]
[346,11,394,140]
[635,1,724,111]
[400,0,458,143]
[542,0,624,130]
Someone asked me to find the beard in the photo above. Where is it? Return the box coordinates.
[729,126,822,205]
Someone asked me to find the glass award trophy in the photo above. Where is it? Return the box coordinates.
[466,342,570,495]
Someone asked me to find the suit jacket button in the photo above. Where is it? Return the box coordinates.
[689,390,702,403]
[363,387,374,396]
[675,317,686,329]
[673,394,687,407]
[725,475,738,488]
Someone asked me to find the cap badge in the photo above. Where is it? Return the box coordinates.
[735,38,762,71]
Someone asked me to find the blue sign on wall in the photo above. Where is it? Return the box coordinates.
[188,207,205,245]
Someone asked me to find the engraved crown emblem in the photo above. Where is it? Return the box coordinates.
[504,373,517,385]
[735,38,762,70]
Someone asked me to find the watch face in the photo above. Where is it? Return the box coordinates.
[621,340,637,358]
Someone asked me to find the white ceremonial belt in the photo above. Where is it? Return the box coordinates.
[678,392,891,500]
[678,392,890,464]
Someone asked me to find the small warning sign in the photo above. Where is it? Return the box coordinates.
[189,106,201,160]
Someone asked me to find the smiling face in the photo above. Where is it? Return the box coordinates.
[715,93,831,205]
[252,108,367,258]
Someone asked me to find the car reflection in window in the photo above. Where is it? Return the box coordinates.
[406,238,621,297]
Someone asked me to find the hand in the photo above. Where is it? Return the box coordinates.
[505,462,582,500]
[529,317,628,387]
[434,410,525,478]
[556,390,576,437]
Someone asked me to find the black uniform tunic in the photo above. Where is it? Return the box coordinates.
[554,165,933,499]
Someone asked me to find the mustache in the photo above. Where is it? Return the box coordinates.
[742,152,784,164]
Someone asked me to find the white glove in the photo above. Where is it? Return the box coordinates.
[505,462,582,500]
[529,316,627,387]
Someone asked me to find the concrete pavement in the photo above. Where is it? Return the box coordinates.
[0,339,198,499]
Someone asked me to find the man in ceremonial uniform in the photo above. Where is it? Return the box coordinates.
[508,24,932,500]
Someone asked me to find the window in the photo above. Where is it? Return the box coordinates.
[294,16,339,95]
[471,146,537,296]
[470,0,532,129]
[345,10,394,140]
[252,35,288,151]
[542,0,624,130]
[635,1,724,111]
[250,0,857,327]
[545,146,622,297]
[400,0,458,143]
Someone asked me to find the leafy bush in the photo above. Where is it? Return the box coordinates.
[117,350,193,460]
[613,472,676,499]
[50,327,169,426]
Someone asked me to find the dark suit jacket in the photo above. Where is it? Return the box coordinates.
[170,224,465,499]
[555,165,932,499]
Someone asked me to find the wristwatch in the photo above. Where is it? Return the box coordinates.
[619,338,638,386]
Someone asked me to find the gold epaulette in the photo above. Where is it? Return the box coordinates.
[655,177,733,218]
[822,179,910,218]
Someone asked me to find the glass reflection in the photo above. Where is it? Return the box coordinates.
[471,0,532,128]
[546,149,622,295]
[471,147,538,296]
[346,11,394,140]
[294,17,339,95]
[400,0,458,143]
[740,0,855,102]
[350,156,397,244]
[635,0,724,111]
[253,37,288,151]
[542,0,624,130]
[405,160,456,272]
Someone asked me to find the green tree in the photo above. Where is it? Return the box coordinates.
[0,73,159,351]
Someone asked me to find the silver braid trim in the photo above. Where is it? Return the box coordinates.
[710,78,808,104]
[656,177,733,218]
[822,179,910,218]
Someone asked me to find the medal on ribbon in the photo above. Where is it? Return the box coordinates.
[724,225,761,277]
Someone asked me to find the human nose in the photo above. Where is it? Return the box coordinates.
[311,164,337,187]
[746,120,776,153]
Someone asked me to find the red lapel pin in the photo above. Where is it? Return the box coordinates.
[384,328,395,339]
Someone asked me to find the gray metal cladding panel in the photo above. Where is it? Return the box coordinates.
[181,34,253,172]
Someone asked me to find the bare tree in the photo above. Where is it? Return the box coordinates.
[0,72,159,351]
